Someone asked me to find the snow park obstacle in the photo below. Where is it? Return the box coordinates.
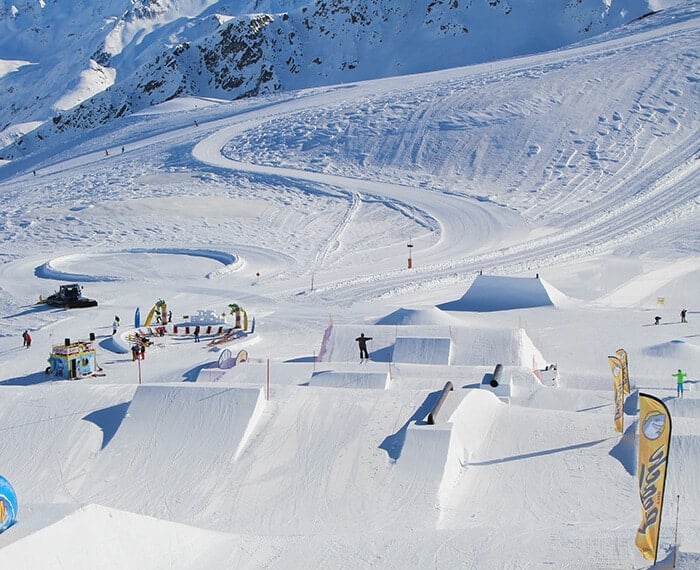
[491,363,504,387]
[228,303,248,329]
[0,475,18,533]
[144,299,167,326]
[427,381,454,425]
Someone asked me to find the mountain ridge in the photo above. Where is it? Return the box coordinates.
[0,0,655,158]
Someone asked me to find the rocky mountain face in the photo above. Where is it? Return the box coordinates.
[0,0,653,157]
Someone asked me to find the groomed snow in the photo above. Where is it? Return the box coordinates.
[0,3,699,568]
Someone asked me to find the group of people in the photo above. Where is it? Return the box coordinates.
[131,343,146,361]
[654,308,689,325]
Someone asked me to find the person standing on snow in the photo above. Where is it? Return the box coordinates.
[673,369,687,398]
[24,331,32,349]
[355,333,372,360]
[680,309,687,323]
[194,325,201,343]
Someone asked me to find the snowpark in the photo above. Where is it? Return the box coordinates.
[0,2,699,568]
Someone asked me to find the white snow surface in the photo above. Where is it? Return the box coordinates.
[0,3,699,569]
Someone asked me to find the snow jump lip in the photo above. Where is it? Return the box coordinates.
[34,247,241,282]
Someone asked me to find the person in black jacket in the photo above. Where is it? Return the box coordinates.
[355,333,372,360]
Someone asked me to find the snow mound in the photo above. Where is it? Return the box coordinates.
[438,275,569,312]
[0,504,233,570]
[643,338,700,358]
[374,306,461,326]
[320,325,547,368]
[78,384,264,516]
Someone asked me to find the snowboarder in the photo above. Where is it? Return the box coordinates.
[681,308,687,323]
[24,331,31,349]
[355,333,372,360]
[673,369,687,398]
[194,325,200,343]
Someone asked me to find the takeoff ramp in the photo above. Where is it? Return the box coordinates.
[78,384,264,521]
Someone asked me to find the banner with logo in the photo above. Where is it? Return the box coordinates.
[635,393,672,562]
[607,355,625,433]
[615,348,630,394]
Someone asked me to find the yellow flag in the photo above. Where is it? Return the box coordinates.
[615,348,630,394]
[635,393,672,562]
[607,356,624,433]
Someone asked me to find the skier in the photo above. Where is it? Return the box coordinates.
[115,315,121,327]
[22,330,28,347]
[24,331,32,349]
[355,333,372,360]
[112,319,119,335]
[194,325,200,343]
[654,316,661,325]
[681,308,687,323]
[673,369,687,398]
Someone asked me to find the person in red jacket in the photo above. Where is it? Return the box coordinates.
[24,331,32,348]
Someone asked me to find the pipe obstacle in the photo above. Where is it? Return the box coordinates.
[427,381,454,425]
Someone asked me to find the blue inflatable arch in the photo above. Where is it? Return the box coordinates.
[0,475,18,533]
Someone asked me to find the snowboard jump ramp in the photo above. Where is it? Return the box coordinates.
[77,384,265,518]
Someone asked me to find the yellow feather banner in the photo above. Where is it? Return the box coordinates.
[607,356,625,433]
[635,393,672,562]
[615,348,630,394]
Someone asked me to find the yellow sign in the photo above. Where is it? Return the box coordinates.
[635,393,672,562]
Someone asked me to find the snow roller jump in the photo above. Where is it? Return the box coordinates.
[0,475,18,533]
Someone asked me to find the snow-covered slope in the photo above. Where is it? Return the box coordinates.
[0,1,698,568]
[0,0,655,156]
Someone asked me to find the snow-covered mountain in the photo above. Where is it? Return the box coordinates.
[0,0,655,157]
[0,1,698,567]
